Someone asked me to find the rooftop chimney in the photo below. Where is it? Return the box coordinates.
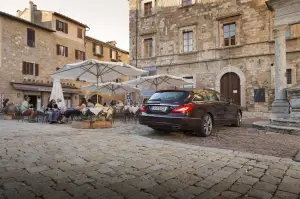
[29,1,37,22]
[107,41,117,47]
[16,10,21,17]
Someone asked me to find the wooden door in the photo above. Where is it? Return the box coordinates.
[91,95,102,105]
[220,72,241,105]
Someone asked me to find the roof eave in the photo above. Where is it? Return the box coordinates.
[53,12,89,29]
[86,36,129,54]
[0,11,55,32]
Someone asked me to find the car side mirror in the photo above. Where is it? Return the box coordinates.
[228,99,234,104]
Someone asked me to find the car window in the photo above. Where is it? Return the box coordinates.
[207,92,219,101]
[193,94,206,102]
[216,93,228,102]
[148,91,189,102]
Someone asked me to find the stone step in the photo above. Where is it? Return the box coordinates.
[252,121,300,136]
[270,118,300,128]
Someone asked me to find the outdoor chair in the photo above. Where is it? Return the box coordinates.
[112,106,125,123]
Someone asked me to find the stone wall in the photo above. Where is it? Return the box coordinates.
[0,15,83,106]
[129,0,300,112]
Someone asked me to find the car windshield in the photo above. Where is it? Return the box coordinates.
[148,91,189,102]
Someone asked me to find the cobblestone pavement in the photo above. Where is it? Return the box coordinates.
[1,120,300,199]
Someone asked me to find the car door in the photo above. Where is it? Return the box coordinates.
[217,93,236,122]
[206,91,225,125]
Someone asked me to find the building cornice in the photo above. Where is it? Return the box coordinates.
[0,11,55,32]
[85,36,129,54]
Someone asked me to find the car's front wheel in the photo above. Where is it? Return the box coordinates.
[231,112,242,127]
[196,114,213,137]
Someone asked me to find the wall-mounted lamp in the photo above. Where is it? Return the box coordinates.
[74,95,78,100]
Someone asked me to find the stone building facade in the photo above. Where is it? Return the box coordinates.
[129,0,300,112]
[0,1,129,109]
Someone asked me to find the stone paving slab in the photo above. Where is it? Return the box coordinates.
[1,120,300,199]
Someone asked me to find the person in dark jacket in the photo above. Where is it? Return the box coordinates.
[46,99,60,123]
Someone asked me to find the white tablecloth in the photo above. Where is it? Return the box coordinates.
[124,106,139,114]
[89,107,103,115]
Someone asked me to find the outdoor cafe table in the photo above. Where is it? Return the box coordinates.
[88,107,104,116]
[124,105,139,114]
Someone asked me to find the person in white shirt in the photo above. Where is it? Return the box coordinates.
[87,99,95,108]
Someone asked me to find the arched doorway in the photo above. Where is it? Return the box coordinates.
[90,95,102,105]
[220,72,241,105]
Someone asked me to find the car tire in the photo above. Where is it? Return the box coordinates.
[196,114,213,137]
[231,112,242,127]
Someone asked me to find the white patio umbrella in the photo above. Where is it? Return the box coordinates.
[50,78,65,107]
[124,74,190,90]
[51,59,147,103]
[82,82,140,95]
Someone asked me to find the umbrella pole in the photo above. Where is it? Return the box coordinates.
[97,76,99,104]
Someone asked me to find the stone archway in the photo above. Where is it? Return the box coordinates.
[85,91,102,104]
[215,66,246,107]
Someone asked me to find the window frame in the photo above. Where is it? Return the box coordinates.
[182,0,192,7]
[75,50,86,60]
[22,61,39,76]
[144,38,153,58]
[56,20,68,34]
[183,31,193,53]
[144,2,152,17]
[286,69,292,85]
[27,28,35,47]
[56,44,68,57]
[77,28,83,39]
[223,23,236,46]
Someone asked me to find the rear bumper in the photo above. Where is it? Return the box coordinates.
[139,114,201,131]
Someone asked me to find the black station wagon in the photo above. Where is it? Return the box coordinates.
[139,89,242,137]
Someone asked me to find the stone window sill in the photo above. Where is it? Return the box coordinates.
[216,44,242,50]
[178,51,198,56]
[141,14,156,19]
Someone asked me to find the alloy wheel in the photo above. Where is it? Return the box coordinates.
[203,115,213,136]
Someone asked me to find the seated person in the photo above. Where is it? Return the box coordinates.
[46,100,60,124]
[21,96,37,122]
[57,98,65,111]
[60,98,87,123]
[87,99,95,108]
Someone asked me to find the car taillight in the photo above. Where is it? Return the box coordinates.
[171,103,194,114]
[141,105,147,113]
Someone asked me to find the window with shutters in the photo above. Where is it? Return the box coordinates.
[27,28,35,47]
[144,38,153,57]
[223,23,236,46]
[286,69,292,84]
[144,2,152,17]
[75,50,85,60]
[22,61,39,76]
[77,28,83,39]
[110,49,117,60]
[57,44,68,57]
[93,43,104,56]
[56,20,68,34]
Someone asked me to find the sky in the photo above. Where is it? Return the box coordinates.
[1,0,130,51]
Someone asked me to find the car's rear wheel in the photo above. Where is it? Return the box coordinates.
[231,112,242,127]
[196,114,213,137]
